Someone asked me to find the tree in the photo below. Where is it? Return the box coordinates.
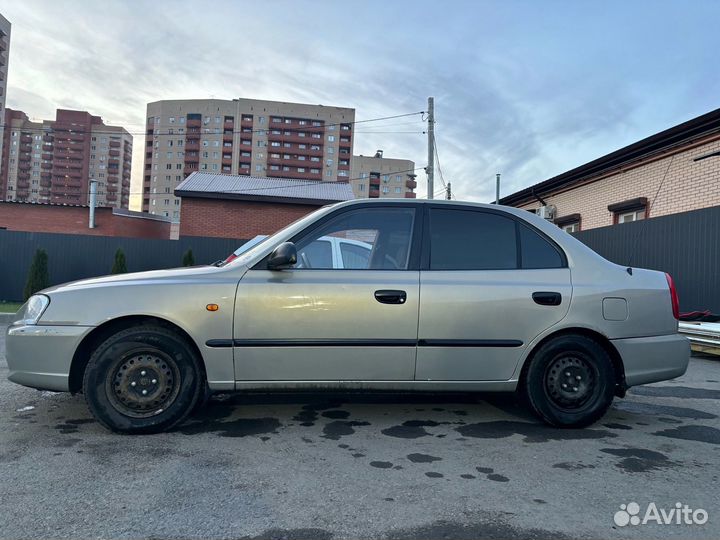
[111,248,127,274]
[24,249,50,300]
[182,249,195,267]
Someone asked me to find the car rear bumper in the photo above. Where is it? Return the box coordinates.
[5,324,93,392]
[612,333,690,387]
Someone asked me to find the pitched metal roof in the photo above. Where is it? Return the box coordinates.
[175,172,355,205]
[500,106,720,206]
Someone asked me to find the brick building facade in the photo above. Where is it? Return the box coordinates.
[175,172,354,239]
[0,201,171,238]
[500,108,720,231]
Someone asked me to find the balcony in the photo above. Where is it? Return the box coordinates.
[43,134,54,143]
[17,180,30,189]
[184,155,199,164]
[337,163,350,171]
[406,179,417,189]
[266,169,322,181]
[185,141,200,151]
[221,156,233,166]
[42,153,53,160]
[241,117,253,127]
[17,173,31,181]
[109,140,121,148]
[40,179,52,188]
[107,175,119,184]
[41,162,52,170]
[107,184,118,193]
[223,133,234,143]
[40,189,51,198]
[122,180,130,188]
[268,157,316,169]
[106,193,118,202]
[17,162,31,171]
[40,173,51,181]
[20,135,32,144]
[187,119,202,128]
[16,190,29,198]
[183,165,198,175]
[109,149,120,157]
[19,144,32,153]
[267,132,317,145]
[404,192,417,199]
[369,189,380,198]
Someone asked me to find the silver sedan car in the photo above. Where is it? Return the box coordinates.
[6,199,689,433]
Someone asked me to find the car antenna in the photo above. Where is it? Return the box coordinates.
[625,154,675,274]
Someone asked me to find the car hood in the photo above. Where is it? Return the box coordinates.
[41,265,242,295]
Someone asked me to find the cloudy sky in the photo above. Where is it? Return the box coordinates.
[3,0,720,207]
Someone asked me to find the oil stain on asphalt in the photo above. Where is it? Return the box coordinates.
[456,421,617,443]
[599,447,678,473]
[653,425,720,445]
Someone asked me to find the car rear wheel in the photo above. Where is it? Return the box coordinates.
[523,334,615,428]
[83,325,203,434]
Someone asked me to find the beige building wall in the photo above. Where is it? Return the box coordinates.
[143,98,355,219]
[0,14,11,180]
[518,136,720,230]
[350,154,417,198]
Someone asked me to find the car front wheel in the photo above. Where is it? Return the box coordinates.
[523,334,615,428]
[83,325,203,434]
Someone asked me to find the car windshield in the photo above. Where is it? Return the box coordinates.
[223,204,338,267]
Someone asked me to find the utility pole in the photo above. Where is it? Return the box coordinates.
[427,97,434,199]
[89,180,97,229]
[446,182,452,200]
[495,173,501,205]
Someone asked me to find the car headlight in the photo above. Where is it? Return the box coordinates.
[18,294,50,325]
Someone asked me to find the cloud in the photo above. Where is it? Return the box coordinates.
[2,0,719,209]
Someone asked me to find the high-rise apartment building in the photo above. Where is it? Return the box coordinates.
[143,98,355,218]
[0,13,11,189]
[0,109,132,207]
[350,151,417,199]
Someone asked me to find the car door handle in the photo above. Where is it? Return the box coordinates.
[532,291,562,306]
[374,290,407,305]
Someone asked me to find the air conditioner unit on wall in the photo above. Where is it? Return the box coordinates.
[536,205,556,220]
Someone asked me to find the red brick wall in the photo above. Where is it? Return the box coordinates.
[0,203,170,238]
[179,197,322,239]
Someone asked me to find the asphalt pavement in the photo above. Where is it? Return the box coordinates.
[1,324,719,539]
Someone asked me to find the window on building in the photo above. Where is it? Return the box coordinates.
[608,197,648,225]
[338,170,348,177]
[298,167,306,173]
[395,187,402,193]
[256,165,263,171]
[327,135,335,142]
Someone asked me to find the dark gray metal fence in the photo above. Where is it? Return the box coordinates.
[2,207,718,311]
[0,231,246,301]
[574,205,720,313]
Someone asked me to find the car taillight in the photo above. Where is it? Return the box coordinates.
[665,273,679,320]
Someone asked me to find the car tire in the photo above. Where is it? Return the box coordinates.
[523,334,615,428]
[83,325,203,434]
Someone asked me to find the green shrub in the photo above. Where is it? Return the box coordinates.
[111,248,127,274]
[182,249,195,267]
[24,249,49,300]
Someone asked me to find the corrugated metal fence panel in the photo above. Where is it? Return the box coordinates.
[0,231,246,301]
[574,205,720,313]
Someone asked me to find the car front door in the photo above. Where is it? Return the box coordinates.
[416,206,572,381]
[233,205,421,381]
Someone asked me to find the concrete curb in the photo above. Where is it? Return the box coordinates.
[0,313,16,324]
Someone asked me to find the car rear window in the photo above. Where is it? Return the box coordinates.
[429,209,517,270]
[519,223,564,269]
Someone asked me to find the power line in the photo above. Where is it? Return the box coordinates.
[29,167,429,197]
[431,132,455,199]
[0,111,425,138]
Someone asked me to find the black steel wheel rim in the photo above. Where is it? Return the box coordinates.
[105,348,182,418]
[543,353,597,410]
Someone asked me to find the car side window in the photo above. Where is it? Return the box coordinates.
[430,209,517,270]
[519,223,564,269]
[294,208,415,270]
[339,242,371,269]
[298,240,333,269]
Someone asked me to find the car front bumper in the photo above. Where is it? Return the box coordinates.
[612,333,690,387]
[5,324,93,392]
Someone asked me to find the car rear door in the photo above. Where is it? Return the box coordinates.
[416,205,572,381]
[233,204,422,381]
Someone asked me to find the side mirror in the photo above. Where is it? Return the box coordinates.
[267,242,297,270]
